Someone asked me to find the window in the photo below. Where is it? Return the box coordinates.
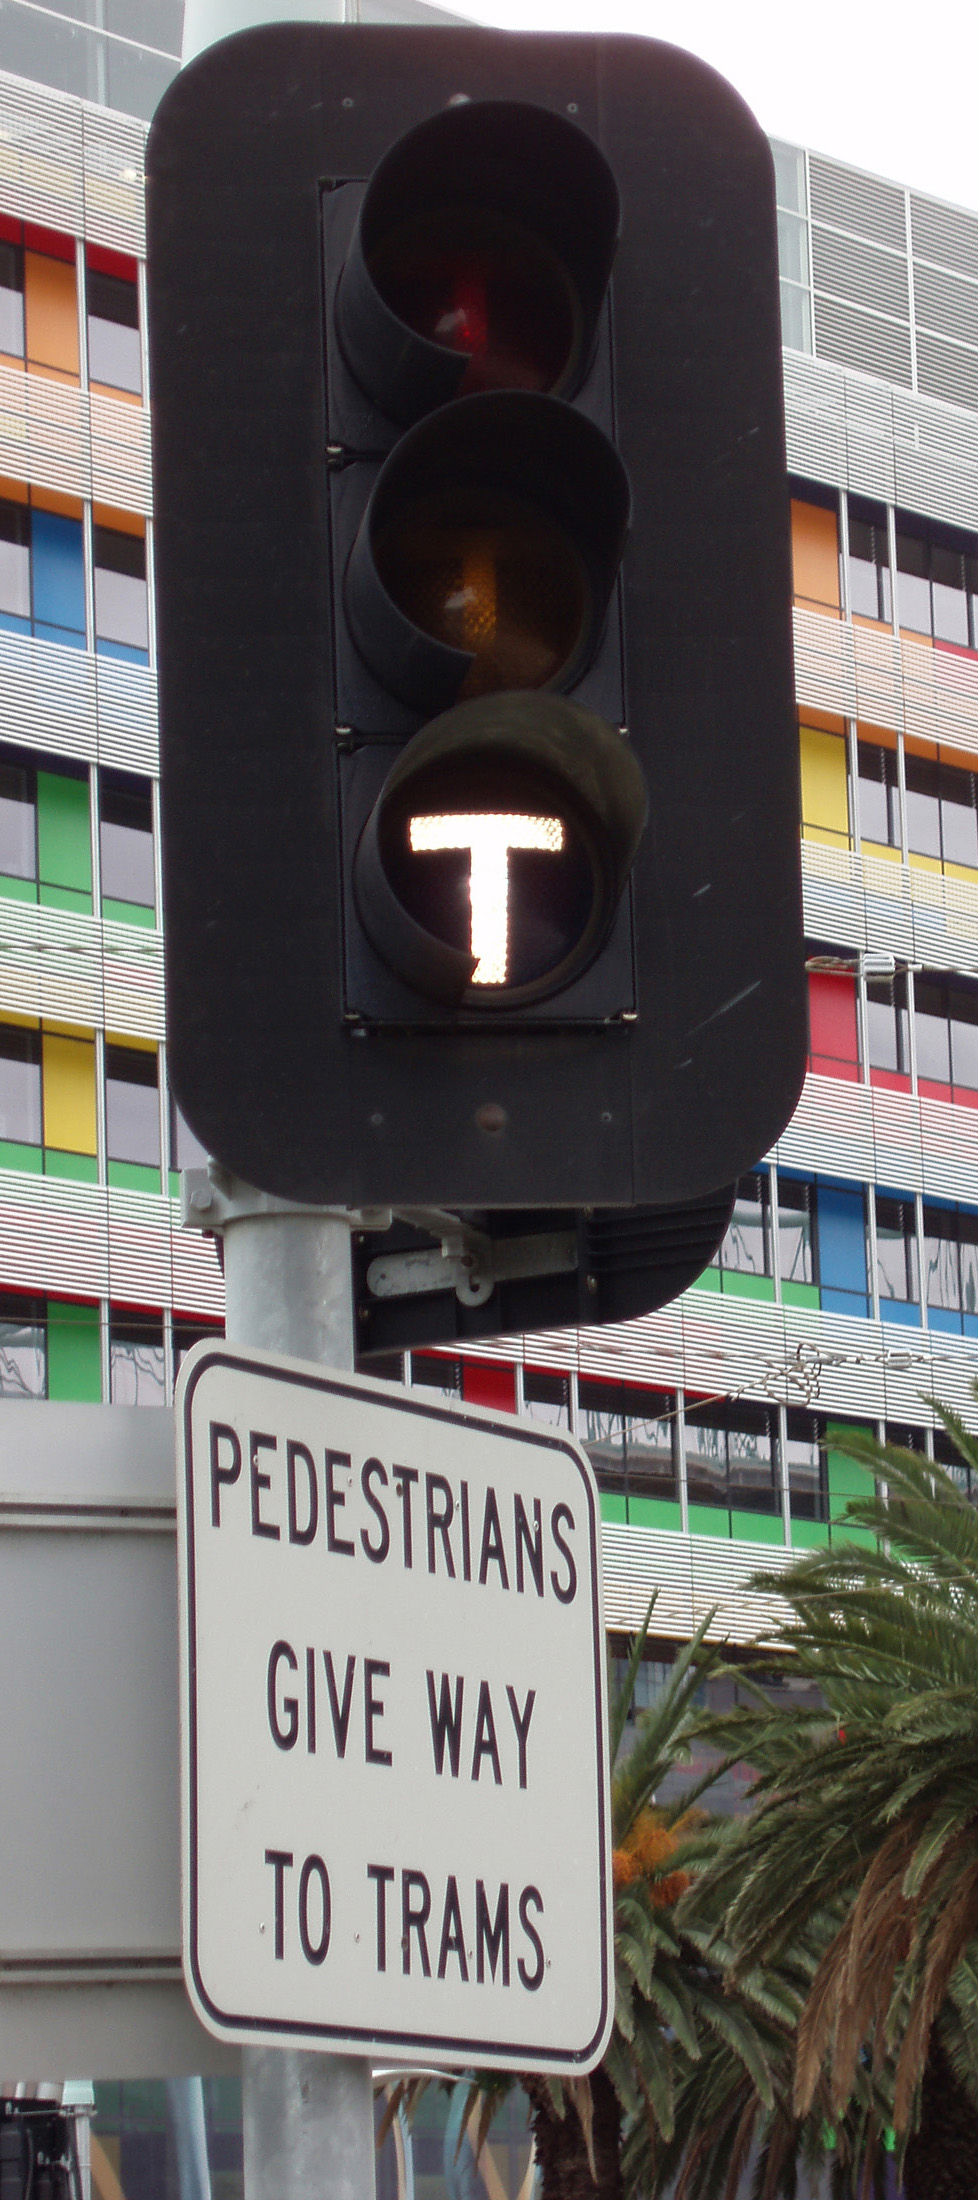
[522,1369,571,1429]
[0,756,35,879]
[170,1094,209,1173]
[0,494,85,647]
[875,1194,919,1305]
[784,1409,828,1521]
[0,1024,41,1146]
[922,1205,978,1323]
[857,741,900,847]
[904,753,941,859]
[410,1354,461,1399]
[685,1399,778,1515]
[913,974,978,1092]
[86,259,141,395]
[848,501,891,623]
[778,1176,816,1286]
[99,769,154,909]
[895,519,978,648]
[579,1379,676,1504]
[0,236,25,357]
[104,1044,159,1168]
[866,971,910,1076]
[93,526,148,659]
[904,753,978,869]
[173,1317,224,1374]
[933,1427,978,1503]
[719,1173,771,1278]
[110,1309,165,1405]
[0,1292,45,1397]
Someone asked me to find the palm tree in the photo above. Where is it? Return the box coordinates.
[384,1602,777,2200]
[691,1399,978,2199]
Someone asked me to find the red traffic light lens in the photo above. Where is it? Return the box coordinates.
[368,211,579,395]
[373,488,588,698]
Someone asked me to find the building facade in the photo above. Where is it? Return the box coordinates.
[0,13,977,2189]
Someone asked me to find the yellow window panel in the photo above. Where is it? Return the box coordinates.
[907,851,943,875]
[42,1031,96,1154]
[105,1030,157,1053]
[24,252,79,380]
[800,724,849,840]
[944,861,978,885]
[804,825,850,849]
[861,840,903,865]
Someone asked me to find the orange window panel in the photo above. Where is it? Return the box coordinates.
[791,499,840,612]
[24,252,79,381]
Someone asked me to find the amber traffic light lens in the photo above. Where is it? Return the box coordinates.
[368,211,579,395]
[374,490,588,697]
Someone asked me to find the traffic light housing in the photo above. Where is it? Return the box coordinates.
[147,25,806,1210]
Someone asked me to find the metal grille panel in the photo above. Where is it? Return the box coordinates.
[915,332,978,416]
[814,294,914,391]
[911,194,978,283]
[809,157,907,251]
[812,224,910,318]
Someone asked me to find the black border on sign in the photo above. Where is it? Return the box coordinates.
[178,1345,611,2067]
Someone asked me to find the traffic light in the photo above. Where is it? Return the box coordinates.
[147,24,806,1211]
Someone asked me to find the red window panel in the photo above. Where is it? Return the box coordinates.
[461,1359,517,1414]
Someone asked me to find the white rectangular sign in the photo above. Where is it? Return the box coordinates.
[175,1343,613,2071]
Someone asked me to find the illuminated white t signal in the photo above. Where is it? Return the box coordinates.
[409,812,564,985]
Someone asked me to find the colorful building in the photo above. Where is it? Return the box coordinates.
[0,4,977,2188]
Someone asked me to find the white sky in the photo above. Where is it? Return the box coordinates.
[437,0,978,216]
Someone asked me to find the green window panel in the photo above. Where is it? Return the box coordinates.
[721,1270,776,1302]
[0,1139,42,1172]
[731,1509,785,1545]
[691,1265,721,1293]
[102,897,156,928]
[47,1299,101,1401]
[790,1519,831,1549]
[44,1149,98,1182]
[599,1492,628,1524]
[826,1427,876,1546]
[39,883,94,914]
[0,874,38,903]
[108,1159,162,1193]
[627,1496,682,1530]
[37,770,92,900]
[687,1502,732,1538]
[782,1279,820,1309]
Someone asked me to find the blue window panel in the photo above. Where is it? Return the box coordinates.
[816,1184,867,1294]
[31,510,84,636]
[927,1306,963,1335]
[964,1313,978,1339]
[95,637,149,665]
[0,611,30,637]
[820,1287,870,1317]
[32,622,85,650]
[880,1298,922,1327]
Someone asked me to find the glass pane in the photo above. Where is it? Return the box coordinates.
[940,765,978,866]
[959,1211,978,1320]
[622,1392,675,1498]
[785,1413,825,1519]
[94,532,148,648]
[779,282,812,353]
[922,1206,961,1311]
[932,546,969,645]
[100,771,154,903]
[772,143,806,213]
[913,977,951,1082]
[173,1320,223,1372]
[866,977,909,1073]
[410,1354,461,1398]
[725,1408,776,1511]
[0,1314,45,1397]
[88,315,142,393]
[777,212,808,285]
[778,1179,814,1284]
[858,742,899,845]
[170,1097,208,1172]
[522,1369,570,1429]
[876,1195,918,1302]
[905,754,942,857]
[0,760,35,878]
[105,1045,159,1166]
[685,1415,728,1507]
[0,501,31,620]
[848,518,890,622]
[0,1026,41,1143]
[579,1380,625,1487]
[950,988,978,1091]
[720,1173,769,1275]
[0,243,24,357]
[895,530,932,633]
[110,1324,165,1406]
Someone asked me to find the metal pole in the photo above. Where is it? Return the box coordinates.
[221,1201,374,2200]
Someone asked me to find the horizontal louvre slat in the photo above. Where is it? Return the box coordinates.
[0,1169,225,1317]
[911,194,978,283]
[814,294,914,390]
[811,224,909,318]
[601,1525,790,1645]
[0,70,146,254]
[785,352,978,529]
[809,158,907,251]
[0,629,158,774]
